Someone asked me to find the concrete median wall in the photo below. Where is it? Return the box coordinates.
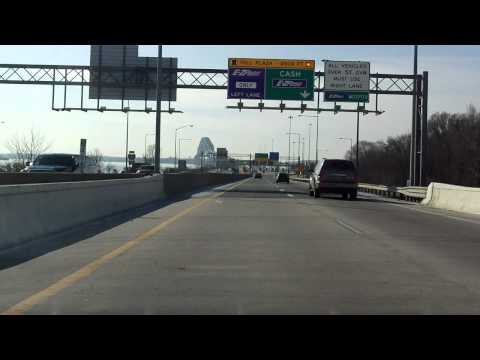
[0,176,165,252]
[0,173,247,253]
[0,173,142,185]
[422,182,480,215]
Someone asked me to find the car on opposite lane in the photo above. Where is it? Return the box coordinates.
[309,159,358,200]
[136,165,155,176]
[21,153,101,174]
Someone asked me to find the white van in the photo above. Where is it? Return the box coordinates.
[21,153,102,173]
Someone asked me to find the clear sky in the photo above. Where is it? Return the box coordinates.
[0,45,479,160]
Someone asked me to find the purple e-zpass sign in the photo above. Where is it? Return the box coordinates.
[227,68,265,99]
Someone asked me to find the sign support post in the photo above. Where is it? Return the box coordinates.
[155,45,162,173]
[356,103,360,170]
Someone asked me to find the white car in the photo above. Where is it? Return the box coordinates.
[21,153,102,174]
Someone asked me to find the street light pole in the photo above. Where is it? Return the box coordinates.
[287,132,301,166]
[174,124,193,168]
[298,114,319,163]
[292,141,296,166]
[178,138,192,167]
[288,115,292,171]
[124,100,130,171]
[144,133,155,163]
[308,123,312,163]
[302,137,305,164]
[338,137,353,161]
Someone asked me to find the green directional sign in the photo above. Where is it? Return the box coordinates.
[265,68,314,101]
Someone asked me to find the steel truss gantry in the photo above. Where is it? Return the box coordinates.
[0,63,428,186]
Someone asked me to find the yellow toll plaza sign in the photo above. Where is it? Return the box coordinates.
[229,58,315,70]
[228,58,315,101]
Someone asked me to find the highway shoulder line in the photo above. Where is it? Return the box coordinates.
[1,177,250,315]
[388,203,480,226]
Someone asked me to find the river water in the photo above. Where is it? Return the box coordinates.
[0,159,196,172]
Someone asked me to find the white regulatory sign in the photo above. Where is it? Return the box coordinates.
[236,81,257,89]
[323,61,370,92]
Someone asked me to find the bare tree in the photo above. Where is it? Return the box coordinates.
[88,148,104,167]
[104,163,115,174]
[143,144,155,164]
[352,104,480,187]
[5,128,52,166]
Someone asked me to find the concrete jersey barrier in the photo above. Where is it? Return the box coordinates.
[0,176,165,252]
[0,173,248,254]
[421,182,480,215]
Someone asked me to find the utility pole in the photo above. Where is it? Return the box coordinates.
[154,45,162,173]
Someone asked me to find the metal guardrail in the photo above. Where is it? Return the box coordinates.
[358,183,427,202]
[290,177,427,202]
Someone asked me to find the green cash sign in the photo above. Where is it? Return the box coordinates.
[265,68,315,101]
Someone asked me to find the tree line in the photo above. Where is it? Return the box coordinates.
[346,105,480,187]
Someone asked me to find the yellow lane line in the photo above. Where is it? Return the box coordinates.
[2,177,250,315]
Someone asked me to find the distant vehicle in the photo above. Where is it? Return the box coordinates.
[276,172,289,183]
[136,165,155,176]
[254,172,262,179]
[21,153,101,174]
[119,162,147,174]
[309,159,358,200]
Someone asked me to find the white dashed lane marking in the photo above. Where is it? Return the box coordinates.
[335,219,362,235]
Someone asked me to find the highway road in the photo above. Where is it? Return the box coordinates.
[2,174,480,314]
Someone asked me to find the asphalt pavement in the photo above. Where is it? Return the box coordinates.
[2,173,480,314]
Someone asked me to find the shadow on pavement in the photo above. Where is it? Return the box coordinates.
[0,183,229,271]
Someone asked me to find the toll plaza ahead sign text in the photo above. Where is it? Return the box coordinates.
[228,58,315,101]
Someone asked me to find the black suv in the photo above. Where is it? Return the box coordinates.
[276,172,289,183]
[309,159,358,200]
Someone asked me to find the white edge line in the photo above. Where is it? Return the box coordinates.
[388,203,480,226]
